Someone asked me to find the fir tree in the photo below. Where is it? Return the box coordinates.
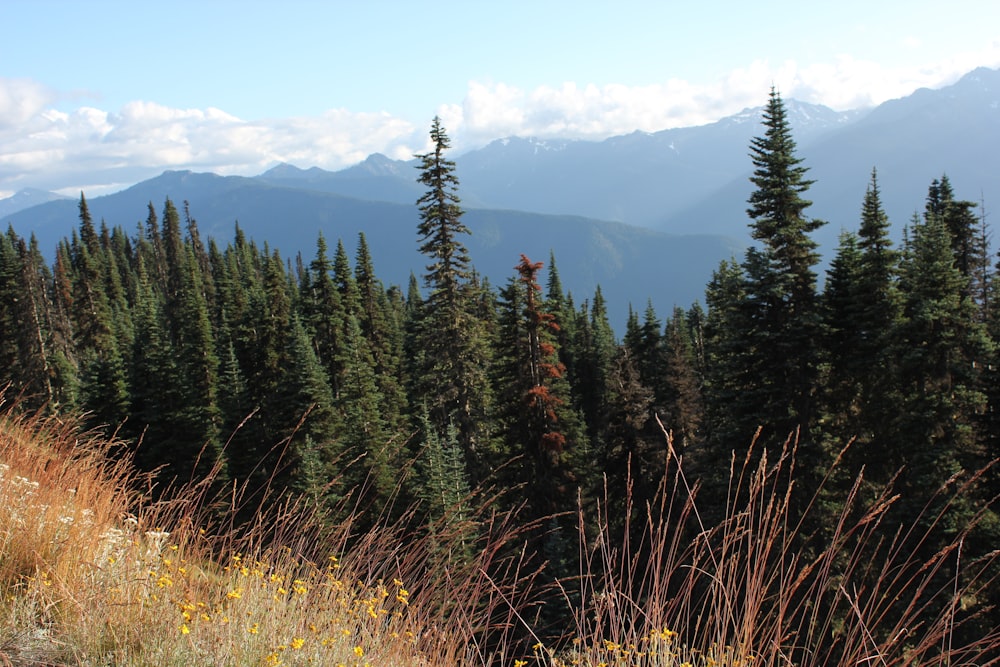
[492,255,584,580]
[709,89,826,481]
[354,232,407,431]
[574,286,616,445]
[412,117,493,476]
[894,211,993,499]
[71,195,129,430]
[660,306,703,455]
[926,175,986,307]
[821,170,902,482]
[301,234,348,399]
[699,258,750,499]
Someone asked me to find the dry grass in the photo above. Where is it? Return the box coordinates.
[0,401,542,666]
[2,400,999,666]
[558,420,1000,666]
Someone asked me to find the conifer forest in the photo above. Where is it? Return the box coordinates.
[3,91,1000,660]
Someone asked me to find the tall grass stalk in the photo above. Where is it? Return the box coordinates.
[563,420,1000,666]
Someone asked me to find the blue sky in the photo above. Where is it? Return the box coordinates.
[2,0,999,197]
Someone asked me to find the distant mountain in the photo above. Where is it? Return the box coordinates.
[1,170,742,330]
[253,99,866,227]
[258,154,424,205]
[0,188,70,218]
[252,67,999,258]
[454,99,867,225]
[668,67,1000,254]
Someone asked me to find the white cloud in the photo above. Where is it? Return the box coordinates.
[3,46,1000,197]
[0,88,426,194]
[445,46,1000,150]
[0,78,55,129]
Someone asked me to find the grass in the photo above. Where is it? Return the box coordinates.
[0,400,544,666]
[563,423,1000,666]
[2,402,999,666]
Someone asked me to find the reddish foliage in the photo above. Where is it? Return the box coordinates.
[540,431,566,453]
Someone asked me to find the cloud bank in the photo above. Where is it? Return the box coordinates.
[2,48,998,198]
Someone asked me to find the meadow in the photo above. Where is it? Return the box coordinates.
[2,401,998,666]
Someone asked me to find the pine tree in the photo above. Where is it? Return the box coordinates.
[660,306,703,454]
[412,117,493,476]
[354,232,407,431]
[888,202,997,630]
[492,255,585,580]
[128,255,181,474]
[821,170,902,482]
[495,256,581,498]
[301,234,348,399]
[894,211,993,501]
[820,231,865,441]
[701,258,749,461]
[71,195,129,430]
[601,346,657,529]
[414,405,471,528]
[926,175,986,307]
[127,199,225,485]
[49,242,78,407]
[574,286,616,444]
[0,230,28,395]
[234,250,340,501]
[715,89,826,472]
[17,233,69,410]
[337,307,397,520]
[625,301,665,397]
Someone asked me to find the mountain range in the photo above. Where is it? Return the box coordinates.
[3,66,998,329]
[253,67,1000,252]
[0,170,742,329]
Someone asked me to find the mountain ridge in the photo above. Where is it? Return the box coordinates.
[0,170,742,330]
[250,67,999,245]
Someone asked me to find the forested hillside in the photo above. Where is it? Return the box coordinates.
[2,92,999,662]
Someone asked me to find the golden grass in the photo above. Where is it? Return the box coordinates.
[2,400,999,666]
[0,402,540,666]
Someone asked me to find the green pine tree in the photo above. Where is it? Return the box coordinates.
[411,116,493,478]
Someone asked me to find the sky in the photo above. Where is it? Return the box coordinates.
[2,0,999,199]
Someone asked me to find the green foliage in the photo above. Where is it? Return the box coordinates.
[411,117,494,479]
[703,89,827,508]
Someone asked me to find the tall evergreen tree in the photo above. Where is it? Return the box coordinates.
[820,170,902,482]
[894,211,993,503]
[492,255,584,580]
[411,117,493,475]
[701,257,750,486]
[703,89,826,488]
[659,306,704,455]
[574,286,616,444]
[301,234,348,400]
[0,230,29,397]
[926,175,986,307]
[71,195,129,430]
[354,232,407,431]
